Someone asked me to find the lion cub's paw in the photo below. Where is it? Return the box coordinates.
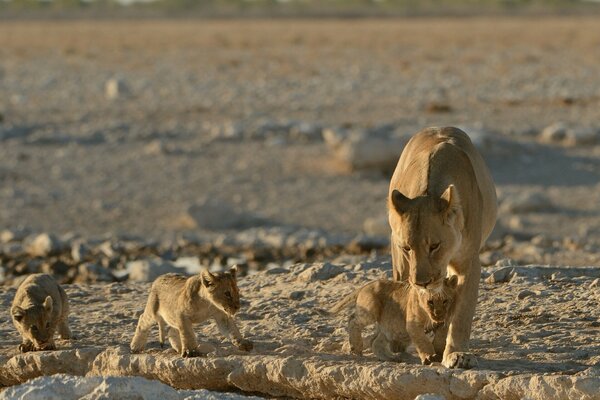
[18,342,34,353]
[422,354,442,365]
[182,348,204,358]
[442,352,478,369]
[236,339,253,352]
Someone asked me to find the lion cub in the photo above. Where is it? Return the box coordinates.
[11,273,74,352]
[130,267,253,357]
[330,275,457,364]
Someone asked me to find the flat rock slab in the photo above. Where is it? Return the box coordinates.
[1,263,599,399]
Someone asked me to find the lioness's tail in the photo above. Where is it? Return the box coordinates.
[327,289,359,315]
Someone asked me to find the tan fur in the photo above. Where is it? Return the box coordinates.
[11,273,73,352]
[330,276,457,364]
[130,266,252,357]
[388,126,497,368]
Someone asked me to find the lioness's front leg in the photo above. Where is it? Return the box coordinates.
[442,257,480,369]
[214,314,253,351]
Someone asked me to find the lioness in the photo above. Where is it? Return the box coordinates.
[388,127,497,369]
[11,273,74,352]
[130,267,253,357]
[329,276,457,364]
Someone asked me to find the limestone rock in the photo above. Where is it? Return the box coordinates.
[105,78,129,100]
[25,233,63,257]
[297,262,344,282]
[126,257,182,282]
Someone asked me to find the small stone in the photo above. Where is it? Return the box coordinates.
[590,278,599,288]
[76,263,116,283]
[517,289,536,300]
[540,122,569,143]
[71,240,91,263]
[25,233,63,257]
[414,394,446,400]
[289,291,305,301]
[105,77,129,100]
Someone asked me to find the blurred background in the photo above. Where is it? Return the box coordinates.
[1,0,600,284]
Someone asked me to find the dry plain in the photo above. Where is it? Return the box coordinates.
[0,17,599,399]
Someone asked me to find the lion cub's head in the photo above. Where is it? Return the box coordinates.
[417,275,458,323]
[388,184,464,288]
[200,266,241,316]
[11,296,56,350]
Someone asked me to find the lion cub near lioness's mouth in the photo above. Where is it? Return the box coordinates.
[11,273,74,353]
[130,266,253,357]
[329,276,457,365]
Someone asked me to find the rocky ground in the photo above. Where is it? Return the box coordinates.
[0,261,599,399]
[1,16,600,400]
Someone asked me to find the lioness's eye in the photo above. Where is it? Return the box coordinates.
[430,243,440,253]
[443,300,448,305]
[225,291,232,299]
[402,245,411,253]
[427,300,434,306]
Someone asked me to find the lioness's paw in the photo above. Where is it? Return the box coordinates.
[236,339,253,352]
[442,352,478,369]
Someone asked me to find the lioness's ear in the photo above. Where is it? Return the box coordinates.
[440,185,460,213]
[201,270,215,288]
[12,306,25,322]
[229,265,238,279]
[445,275,459,289]
[43,296,53,313]
[391,190,412,214]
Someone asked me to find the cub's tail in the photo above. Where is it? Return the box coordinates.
[326,289,359,315]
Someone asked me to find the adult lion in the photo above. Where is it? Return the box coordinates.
[388,127,497,369]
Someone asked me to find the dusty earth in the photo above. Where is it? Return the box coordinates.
[0,261,599,399]
[0,16,600,399]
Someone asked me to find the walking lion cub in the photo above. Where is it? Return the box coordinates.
[130,266,253,357]
[329,275,457,364]
[11,273,74,352]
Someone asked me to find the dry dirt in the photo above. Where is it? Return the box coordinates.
[0,16,600,399]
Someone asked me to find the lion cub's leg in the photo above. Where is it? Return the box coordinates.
[130,311,156,353]
[57,318,72,340]
[407,321,437,365]
[214,314,253,351]
[433,324,449,359]
[167,328,182,354]
[156,315,168,349]
[18,340,34,353]
[371,330,401,361]
[176,317,200,357]
[348,307,375,356]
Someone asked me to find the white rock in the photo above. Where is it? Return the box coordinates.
[363,215,390,237]
[105,78,129,100]
[414,394,446,400]
[334,135,408,172]
[540,122,570,143]
[25,233,63,257]
[500,191,554,214]
[564,127,600,146]
[126,257,182,282]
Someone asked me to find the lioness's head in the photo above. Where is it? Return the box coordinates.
[200,266,241,316]
[389,184,464,288]
[417,275,458,323]
[11,296,56,350]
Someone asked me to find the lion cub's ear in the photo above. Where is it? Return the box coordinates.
[43,296,53,313]
[391,190,412,214]
[229,265,238,279]
[445,275,459,289]
[201,270,216,288]
[12,306,26,322]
